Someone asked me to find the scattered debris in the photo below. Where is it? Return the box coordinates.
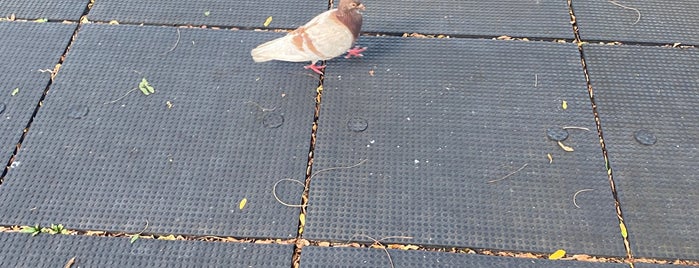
[557,141,575,152]
[573,189,594,208]
[487,163,528,184]
[64,257,76,268]
[549,249,566,260]
[239,198,248,210]
[263,16,273,27]
[608,0,641,24]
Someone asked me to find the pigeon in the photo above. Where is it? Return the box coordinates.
[251,0,367,74]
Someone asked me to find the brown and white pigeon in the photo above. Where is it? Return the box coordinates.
[251,0,367,74]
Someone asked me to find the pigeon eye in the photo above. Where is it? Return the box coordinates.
[350,3,356,7]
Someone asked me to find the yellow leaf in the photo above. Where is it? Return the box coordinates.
[263,16,273,27]
[549,249,566,260]
[299,213,305,226]
[158,234,176,240]
[557,141,574,152]
[239,198,247,210]
[562,100,568,110]
[620,222,628,238]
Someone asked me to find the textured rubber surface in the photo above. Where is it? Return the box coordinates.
[362,0,573,39]
[0,24,317,239]
[305,36,625,256]
[0,1,86,20]
[573,0,699,45]
[0,232,292,267]
[88,0,327,29]
[0,22,75,169]
[300,246,629,267]
[585,44,699,260]
[636,264,699,268]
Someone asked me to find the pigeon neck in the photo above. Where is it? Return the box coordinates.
[334,9,362,41]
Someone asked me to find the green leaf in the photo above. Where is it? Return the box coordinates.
[34,18,48,23]
[20,225,41,236]
[11,87,19,96]
[138,78,155,95]
[130,234,140,244]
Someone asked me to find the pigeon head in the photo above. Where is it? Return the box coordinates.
[339,0,365,12]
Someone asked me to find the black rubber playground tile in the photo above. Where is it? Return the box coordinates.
[584,45,699,260]
[88,0,327,29]
[0,24,317,238]
[362,0,574,39]
[305,36,625,256]
[0,1,86,21]
[300,246,630,268]
[0,232,292,267]
[636,264,699,268]
[0,21,74,170]
[573,0,699,45]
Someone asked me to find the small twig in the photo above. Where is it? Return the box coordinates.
[164,28,181,54]
[562,126,590,131]
[245,101,277,112]
[358,235,413,268]
[64,257,76,268]
[273,159,368,207]
[272,178,306,208]
[487,163,528,183]
[608,0,641,25]
[573,189,594,208]
[534,74,538,87]
[103,87,138,105]
[136,219,149,235]
[311,159,368,179]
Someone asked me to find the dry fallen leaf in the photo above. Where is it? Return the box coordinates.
[549,249,566,260]
[239,198,247,210]
[557,141,574,152]
[620,222,628,238]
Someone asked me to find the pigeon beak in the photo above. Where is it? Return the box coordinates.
[357,3,366,11]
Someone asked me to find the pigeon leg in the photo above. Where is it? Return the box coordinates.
[304,62,326,75]
[344,46,367,59]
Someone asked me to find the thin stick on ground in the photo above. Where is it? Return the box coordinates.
[562,126,590,131]
[63,257,76,268]
[272,178,306,208]
[608,0,641,24]
[310,159,368,179]
[573,189,595,208]
[358,235,414,268]
[487,163,528,183]
[163,28,181,54]
[103,87,137,105]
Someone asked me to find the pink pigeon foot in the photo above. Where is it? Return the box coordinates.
[304,63,326,75]
[344,46,367,59]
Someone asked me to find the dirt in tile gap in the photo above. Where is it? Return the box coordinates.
[567,0,633,264]
[0,1,94,185]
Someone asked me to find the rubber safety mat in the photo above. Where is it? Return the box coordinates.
[636,264,699,268]
[88,0,327,29]
[0,232,293,267]
[300,246,630,268]
[305,36,625,256]
[0,1,86,21]
[0,22,75,167]
[362,0,574,39]
[573,0,699,45]
[0,24,317,239]
[584,44,699,260]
